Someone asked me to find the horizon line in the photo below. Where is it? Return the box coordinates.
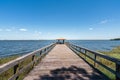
[0,39,111,40]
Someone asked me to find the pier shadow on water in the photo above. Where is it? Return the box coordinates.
[34,65,108,80]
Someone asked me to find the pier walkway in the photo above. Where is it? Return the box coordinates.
[24,44,107,80]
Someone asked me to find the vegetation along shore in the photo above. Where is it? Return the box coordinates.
[0,46,120,80]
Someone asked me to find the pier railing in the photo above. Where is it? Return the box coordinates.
[66,42,120,80]
[0,43,56,80]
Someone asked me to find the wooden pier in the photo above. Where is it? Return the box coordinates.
[24,44,107,80]
[1,42,120,80]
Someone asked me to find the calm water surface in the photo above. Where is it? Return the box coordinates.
[0,40,120,58]
[68,40,120,51]
[0,40,55,58]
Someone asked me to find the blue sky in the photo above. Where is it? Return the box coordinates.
[0,0,120,40]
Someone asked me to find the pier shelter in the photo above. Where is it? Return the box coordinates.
[56,38,65,44]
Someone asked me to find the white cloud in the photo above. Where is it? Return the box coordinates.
[6,29,11,31]
[19,28,27,31]
[100,19,108,24]
[89,28,93,30]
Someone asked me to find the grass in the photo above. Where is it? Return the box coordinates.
[0,52,46,80]
[0,46,120,80]
[78,46,120,80]
[0,55,19,65]
[0,55,33,80]
[99,46,120,59]
[97,46,120,79]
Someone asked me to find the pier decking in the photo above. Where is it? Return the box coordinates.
[24,44,106,80]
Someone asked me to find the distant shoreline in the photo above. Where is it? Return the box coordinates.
[110,38,120,41]
[0,39,110,41]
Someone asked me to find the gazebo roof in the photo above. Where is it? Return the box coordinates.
[56,38,66,40]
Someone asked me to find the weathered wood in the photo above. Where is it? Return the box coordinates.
[71,45,116,74]
[70,43,120,62]
[9,61,34,80]
[0,43,55,80]
[94,54,96,67]
[67,43,120,79]
[116,62,120,80]
[24,44,107,80]
[14,64,19,80]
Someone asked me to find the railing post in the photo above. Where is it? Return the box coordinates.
[40,51,42,55]
[116,62,120,80]
[14,64,19,80]
[37,51,42,62]
[43,48,47,54]
[85,50,87,60]
[94,54,96,67]
[32,55,35,68]
[79,48,81,52]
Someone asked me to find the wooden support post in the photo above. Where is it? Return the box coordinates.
[44,48,46,52]
[40,51,42,55]
[85,50,87,60]
[63,40,65,44]
[116,62,120,80]
[32,55,35,68]
[14,64,19,80]
[79,48,81,52]
[37,51,42,62]
[94,54,96,67]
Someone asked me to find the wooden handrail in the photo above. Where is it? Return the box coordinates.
[66,42,120,80]
[0,43,56,80]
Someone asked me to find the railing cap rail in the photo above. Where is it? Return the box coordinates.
[0,43,55,74]
[68,42,120,63]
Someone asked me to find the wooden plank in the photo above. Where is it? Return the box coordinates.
[67,43,120,79]
[71,46,116,74]
[24,44,107,80]
[69,43,120,63]
[0,43,55,75]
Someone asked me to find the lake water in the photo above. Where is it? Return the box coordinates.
[0,40,120,58]
[0,40,55,58]
[68,40,120,51]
